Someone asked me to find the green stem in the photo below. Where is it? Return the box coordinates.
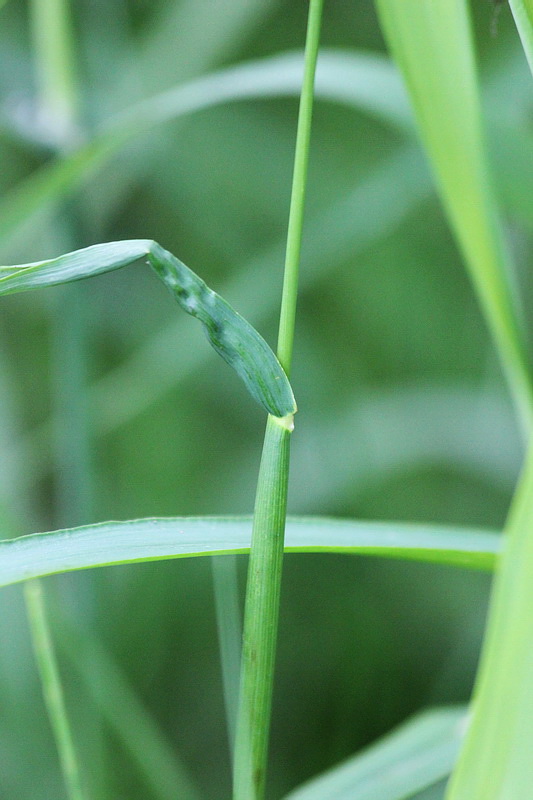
[232,416,292,800]
[277,0,325,376]
[26,2,88,797]
[211,554,242,754]
[24,580,85,800]
[30,0,79,144]
[233,1,324,798]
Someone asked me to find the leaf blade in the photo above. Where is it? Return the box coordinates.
[284,707,466,800]
[374,0,533,427]
[509,0,533,76]
[0,516,500,589]
[446,445,533,798]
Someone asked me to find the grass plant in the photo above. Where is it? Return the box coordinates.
[2,1,533,799]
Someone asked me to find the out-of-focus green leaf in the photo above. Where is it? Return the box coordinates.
[509,1,533,75]
[0,241,296,418]
[374,0,533,429]
[283,707,466,800]
[446,444,533,799]
[0,49,410,249]
[0,517,500,588]
[106,50,411,139]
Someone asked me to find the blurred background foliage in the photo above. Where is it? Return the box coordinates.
[0,0,531,798]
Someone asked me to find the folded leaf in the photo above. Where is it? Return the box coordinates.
[0,241,296,419]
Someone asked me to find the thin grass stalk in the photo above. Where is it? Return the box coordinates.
[232,1,324,797]
[24,580,85,800]
[57,615,202,800]
[26,1,88,796]
[276,0,325,375]
[211,555,242,754]
[29,0,79,144]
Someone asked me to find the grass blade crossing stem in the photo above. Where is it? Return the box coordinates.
[0,516,499,589]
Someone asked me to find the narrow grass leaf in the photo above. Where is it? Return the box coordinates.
[446,444,533,798]
[58,623,202,800]
[374,0,533,428]
[25,580,85,800]
[509,1,533,75]
[284,707,466,800]
[0,517,500,589]
[0,241,295,418]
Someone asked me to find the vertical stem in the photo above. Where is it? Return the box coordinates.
[233,1,324,798]
[30,0,79,144]
[211,555,242,754]
[26,2,88,798]
[25,581,85,800]
[276,0,325,376]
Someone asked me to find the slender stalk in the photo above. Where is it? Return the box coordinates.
[211,555,242,755]
[58,617,203,800]
[233,1,324,798]
[30,0,79,145]
[24,580,85,800]
[276,0,325,377]
[233,415,292,800]
[26,2,89,797]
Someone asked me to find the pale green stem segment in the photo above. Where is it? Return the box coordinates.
[30,0,79,144]
[445,442,533,799]
[27,0,89,795]
[0,240,296,419]
[509,0,533,76]
[24,580,85,800]
[233,0,323,797]
[233,416,291,800]
[374,0,533,431]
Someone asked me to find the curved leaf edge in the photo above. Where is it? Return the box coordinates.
[0,516,500,589]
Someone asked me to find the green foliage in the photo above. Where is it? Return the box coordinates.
[2,0,533,799]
